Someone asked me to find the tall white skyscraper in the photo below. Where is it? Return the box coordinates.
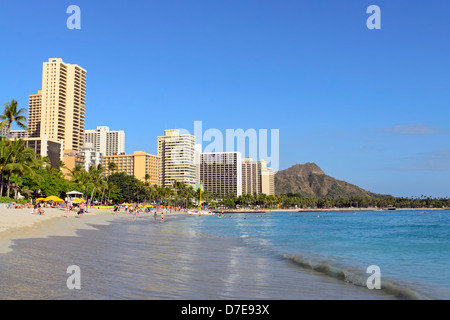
[157,129,197,188]
[84,126,125,156]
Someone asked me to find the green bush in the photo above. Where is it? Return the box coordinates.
[0,197,28,204]
[0,197,14,203]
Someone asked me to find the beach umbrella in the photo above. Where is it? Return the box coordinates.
[45,196,63,202]
[72,198,86,203]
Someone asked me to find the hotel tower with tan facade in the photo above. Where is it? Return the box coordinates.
[18,58,86,169]
[241,157,275,196]
[28,90,42,138]
[102,151,160,186]
[157,129,198,188]
[38,58,87,151]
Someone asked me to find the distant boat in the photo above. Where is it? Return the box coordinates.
[199,210,214,215]
[188,210,214,216]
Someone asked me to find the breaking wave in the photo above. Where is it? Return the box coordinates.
[283,253,433,300]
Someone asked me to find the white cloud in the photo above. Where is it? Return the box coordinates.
[379,123,448,136]
[397,150,450,171]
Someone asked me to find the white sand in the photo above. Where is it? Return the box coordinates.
[0,206,124,254]
[0,206,182,254]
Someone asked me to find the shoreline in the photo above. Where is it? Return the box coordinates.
[1,206,447,254]
[213,207,448,213]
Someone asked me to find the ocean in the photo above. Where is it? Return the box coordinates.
[0,209,449,300]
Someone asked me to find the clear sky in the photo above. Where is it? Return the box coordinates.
[1,0,449,197]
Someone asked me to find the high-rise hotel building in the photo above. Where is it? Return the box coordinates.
[200,152,242,196]
[38,58,87,151]
[261,161,275,196]
[157,129,197,188]
[242,158,275,196]
[102,151,160,186]
[28,90,42,137]
[84,126,125,156]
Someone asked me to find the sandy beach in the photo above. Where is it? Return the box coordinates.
[0,205,186,254]
[0,206,124,254]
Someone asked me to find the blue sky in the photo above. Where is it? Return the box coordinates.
[1,0,449,197]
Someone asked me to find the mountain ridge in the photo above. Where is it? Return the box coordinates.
[274,163,383,198]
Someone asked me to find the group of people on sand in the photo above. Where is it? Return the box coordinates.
[64,201,85,218]
[112,204,164,222]
[30,204,45,215]
[7,202,33,209]
[29,200,85,218]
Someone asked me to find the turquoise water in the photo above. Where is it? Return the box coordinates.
[0,209,448,299]
[207,209,450,299]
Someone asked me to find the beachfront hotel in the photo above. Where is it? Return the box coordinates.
[242,158,275,196]
[20,58,86,171]
[200,152,243,196]
[2,91,44,139]
[102,151,160,185]
[28,90,42,138]
[8,130,29,139]
[84,126,125,156]
[261,161,275,196]
[37,58,86,152]
[80,143,102,172]
[3,86,64,169]
[157,129,198,188]
[1,91,42,140]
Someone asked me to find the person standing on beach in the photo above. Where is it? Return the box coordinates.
[161,212,164,223]
[78,202,85,218]
[65,202,70,218]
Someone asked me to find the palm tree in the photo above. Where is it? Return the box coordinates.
[88,164,105,204]
[106,181,116,203]
[107,162,117,179]
[185,185,195,208]
[162,187,173,206]
[67,164,89,199]
[0,138,12,196]
[26,156,48,198]
[0,100,28,137]
[3,139,35,197]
